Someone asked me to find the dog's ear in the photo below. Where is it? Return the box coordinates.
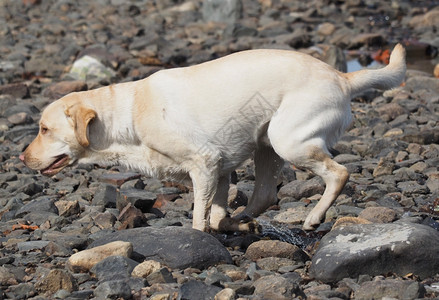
[65,105,96,147]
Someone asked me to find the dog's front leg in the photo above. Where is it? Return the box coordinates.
[209,175,260,233]
[208,175,230,231]
[190,167,220,232]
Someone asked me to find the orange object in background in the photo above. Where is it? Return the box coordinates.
[11,223,39,231]
[373,49,391,65]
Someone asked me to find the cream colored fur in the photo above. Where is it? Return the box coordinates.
[21,44,406,231]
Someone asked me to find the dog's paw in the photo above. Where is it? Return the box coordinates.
[235,213,253,224]
[238,218,261,234]
[213,215,261,233]
[303,214,322,231]
[232,213,261,233]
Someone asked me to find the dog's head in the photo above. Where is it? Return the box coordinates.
[20,94,96,176]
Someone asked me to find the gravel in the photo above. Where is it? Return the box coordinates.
[1,0,439,299]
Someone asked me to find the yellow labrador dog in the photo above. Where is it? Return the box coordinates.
[20,44,406,232]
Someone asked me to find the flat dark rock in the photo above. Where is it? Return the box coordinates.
[88,227,233,269]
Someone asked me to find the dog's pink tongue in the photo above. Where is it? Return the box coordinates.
[41,168,53,176]
[40,155,70,176]
[41,164,60,176]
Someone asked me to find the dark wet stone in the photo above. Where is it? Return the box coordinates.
[92,183,117,208]
[42,230,90,250]
[179,280,222,300]
[117,188,157,212]
[93,279,132,300]
[24,211,65,227]
[15,196,58,218]
[91,255,139,282]
[89,227,233,269]
[17,240,50,252]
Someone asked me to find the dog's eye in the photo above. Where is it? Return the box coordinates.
[40,126,48,134]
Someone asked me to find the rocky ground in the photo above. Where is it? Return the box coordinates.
[1,0,439,299]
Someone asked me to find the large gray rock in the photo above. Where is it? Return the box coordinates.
[309,222,439,282]
[89,227,233,269]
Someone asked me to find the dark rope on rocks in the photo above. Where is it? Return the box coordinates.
[256,218,317,249]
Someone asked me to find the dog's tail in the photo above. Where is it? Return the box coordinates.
[345,43,406,96]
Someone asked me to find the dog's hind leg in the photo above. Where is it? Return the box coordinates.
[268,115,349,230]
[300,147,349,230]
[272,143,348,230]
[237,144,283,219]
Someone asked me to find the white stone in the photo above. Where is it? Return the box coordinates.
[67,241,132,272]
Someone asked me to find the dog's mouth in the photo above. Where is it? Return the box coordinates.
[41,154,71,176]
